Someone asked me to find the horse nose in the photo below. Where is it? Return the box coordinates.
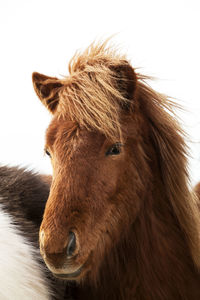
[66,231,76,257]
[40,230,77,258]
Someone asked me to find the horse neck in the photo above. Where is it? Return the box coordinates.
[76,177,200,300]
[131,174,200,299]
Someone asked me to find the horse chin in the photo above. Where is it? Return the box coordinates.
[51,261,91,281]
[52,265,83,280]
[44,256,90,281]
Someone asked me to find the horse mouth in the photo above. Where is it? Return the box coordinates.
[53,265,83,280]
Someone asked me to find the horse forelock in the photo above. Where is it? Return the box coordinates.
[53,41,136,142]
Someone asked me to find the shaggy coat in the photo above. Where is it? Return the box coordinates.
[32,41,200,300]
[0,166,74,300]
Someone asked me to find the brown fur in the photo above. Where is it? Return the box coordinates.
[33,41,200,299]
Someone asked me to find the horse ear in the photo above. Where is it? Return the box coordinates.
[32,72,63,113]
[110,61,137,110]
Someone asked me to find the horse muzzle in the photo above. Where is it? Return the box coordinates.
[39,229,87,280]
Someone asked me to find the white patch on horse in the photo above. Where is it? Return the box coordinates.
[0,202,51,300]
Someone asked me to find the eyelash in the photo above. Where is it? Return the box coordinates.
[45,149,51,158]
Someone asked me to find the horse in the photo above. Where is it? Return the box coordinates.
[0,166,72,299]
[32,41,200,299]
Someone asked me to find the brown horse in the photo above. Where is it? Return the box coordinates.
[32,41,200,300]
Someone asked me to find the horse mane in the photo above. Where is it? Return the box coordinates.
[136,81,200,268]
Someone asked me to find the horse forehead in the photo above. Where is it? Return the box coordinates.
[69,129,105,154]
[46,118,77,146]
[46,118,105,154]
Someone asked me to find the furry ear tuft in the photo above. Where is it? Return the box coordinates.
[32,72,63,113]
[110,61,137,110]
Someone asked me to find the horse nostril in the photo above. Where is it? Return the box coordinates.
[66,231,76,257]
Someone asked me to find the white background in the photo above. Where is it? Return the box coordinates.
[0,0,200,184]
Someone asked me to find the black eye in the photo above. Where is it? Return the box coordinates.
[45,149,51,158]
[106,143,122,156]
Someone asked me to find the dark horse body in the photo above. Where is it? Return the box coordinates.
[0,166,73,299]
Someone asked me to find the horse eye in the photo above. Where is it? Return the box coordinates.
[45,149,51,158]
[106,143,122,156]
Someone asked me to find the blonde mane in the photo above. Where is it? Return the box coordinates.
[57,41,133,141]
